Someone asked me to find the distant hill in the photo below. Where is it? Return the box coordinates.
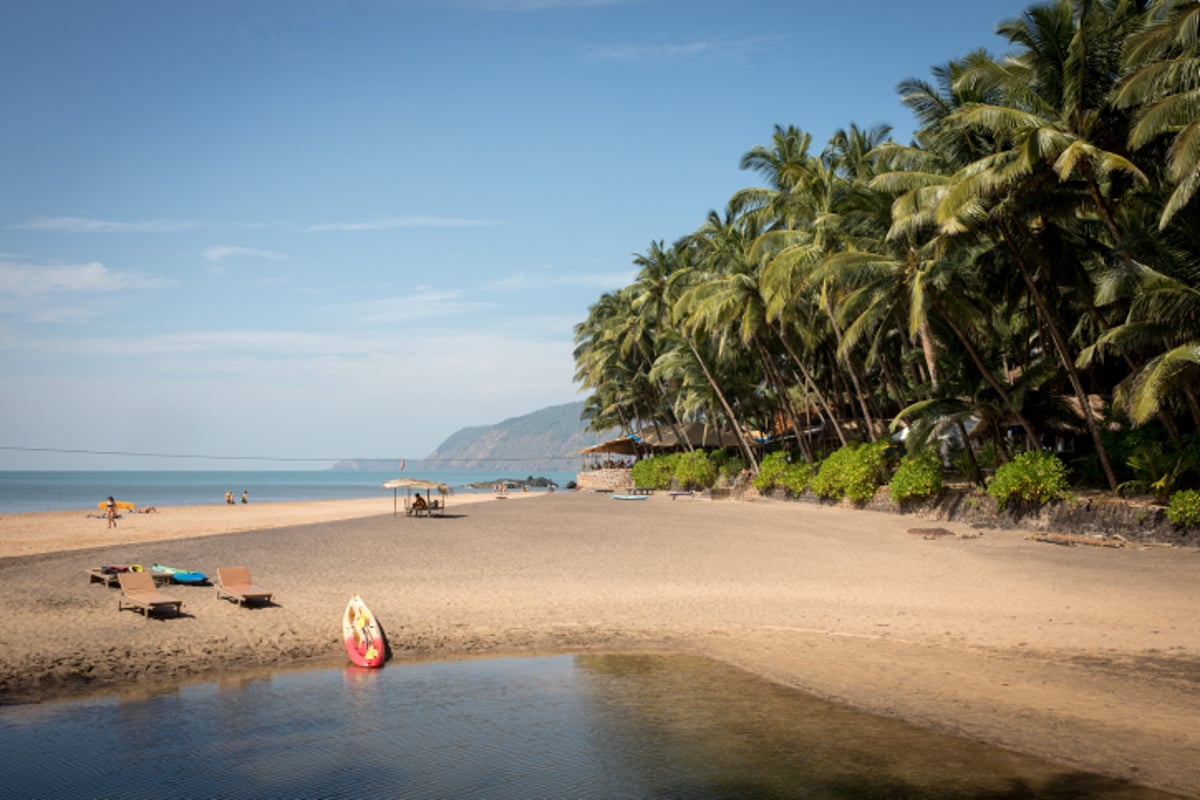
[331,401,614,473]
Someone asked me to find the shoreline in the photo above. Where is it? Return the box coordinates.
[0,491,511,559]
[1,492,1197,796]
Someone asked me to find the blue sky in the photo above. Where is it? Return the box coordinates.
[0,0,1030,470]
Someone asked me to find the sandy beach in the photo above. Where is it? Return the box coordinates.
[0,491,1197,796]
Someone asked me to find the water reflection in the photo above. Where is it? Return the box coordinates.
[0,654,1182,799]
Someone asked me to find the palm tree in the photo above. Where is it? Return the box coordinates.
[1114,0,1200,228]
[932,0,1152,490]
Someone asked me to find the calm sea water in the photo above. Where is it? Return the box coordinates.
[0,469,579,514]
[0,654,1176,799]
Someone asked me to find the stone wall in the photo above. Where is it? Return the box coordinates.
[752,486,1197,547]
[574,468,633,492]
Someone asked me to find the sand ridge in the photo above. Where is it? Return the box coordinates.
[0,491,1196,796]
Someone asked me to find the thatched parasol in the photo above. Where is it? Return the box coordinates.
[381,477,454,516]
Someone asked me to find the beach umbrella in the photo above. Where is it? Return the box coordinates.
[381,478,453,516]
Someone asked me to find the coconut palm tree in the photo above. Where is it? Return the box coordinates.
[931,0,1152,489]
[1114,0,1200,228]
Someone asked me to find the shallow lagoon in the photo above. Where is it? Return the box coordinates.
[0,654,1180,799]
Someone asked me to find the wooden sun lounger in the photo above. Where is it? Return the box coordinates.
[88,567,121,587]
[215,566,274,606]
[90,566,174,588]
[117,571,183,618]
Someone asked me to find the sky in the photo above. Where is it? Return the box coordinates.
[0,0,1031,470]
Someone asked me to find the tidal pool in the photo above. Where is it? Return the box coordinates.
[0,654,1180,799]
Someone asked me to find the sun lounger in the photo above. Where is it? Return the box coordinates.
[215,566,274,606]
[117,571,183,618]
[88,566,125,587]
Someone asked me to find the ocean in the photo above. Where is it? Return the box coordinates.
[0,469,580,514]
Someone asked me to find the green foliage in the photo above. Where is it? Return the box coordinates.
[952,439,998,477]
[710,448,745,483]
[986,450,1069,509]
[1167,489,1200,528]
[752,452,790,491]
[631,455,676,490]
[888,451,944,505]
[674,450,718,489]
[811,441,890,505]
[1117,441,1196,503]
[779,461,816,495]
[753,452,814,495]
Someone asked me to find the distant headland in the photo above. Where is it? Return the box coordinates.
[329,401,615,474]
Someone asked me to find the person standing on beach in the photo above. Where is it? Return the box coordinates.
[241,490,248,504]
[105,496,117,528]
[225,491,234,505]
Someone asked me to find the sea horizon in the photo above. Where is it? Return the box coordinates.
[0,468,580,514]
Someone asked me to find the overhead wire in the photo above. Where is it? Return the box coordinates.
[0,445,580,463]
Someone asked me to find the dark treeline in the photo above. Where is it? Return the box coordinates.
[573,0,1200,494]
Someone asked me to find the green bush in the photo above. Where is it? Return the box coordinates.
[753,452,789,491]
[631,455,675,490]
[1167,489,1200,528]
[888,451,944,505]
[986,450,1069,509]
[674,450,718,489]
[811,441,890,504]
[718,455,746,484]
[1117,441,1197,502]
[753,452,815,496]
[779,461,816,495]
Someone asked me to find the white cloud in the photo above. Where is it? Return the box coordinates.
[0,261,173,294]
[341,289,497,326]
[62,329,355,358]
[307,216,499,232]
[587,35,780,63]
[11,216,201,233]
[594,41,711,60]
[487,267,635,291]
[203,245,287,262]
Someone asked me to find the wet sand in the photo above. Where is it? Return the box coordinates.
[0,491,1197,796]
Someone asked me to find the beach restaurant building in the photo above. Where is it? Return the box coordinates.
[575,423,746,492]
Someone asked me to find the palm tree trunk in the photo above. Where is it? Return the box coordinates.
[918,318,940,393]
[753,335,812,463]
[681,332,760,473]
[774,323,847,447]
[928,295,1041,450]
[823,299,879,441]
[996,219,1119,490]
[956,419,985,487]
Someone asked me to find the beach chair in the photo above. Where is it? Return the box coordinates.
[117,571,183,618]
[215,566,274,607]
[88,565,126,587]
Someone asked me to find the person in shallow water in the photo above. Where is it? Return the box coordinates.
[242,490,248,504]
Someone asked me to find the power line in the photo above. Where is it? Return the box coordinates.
[0,446,332,462]
[0,445,582,463]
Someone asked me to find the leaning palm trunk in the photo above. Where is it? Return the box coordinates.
[928,295,1041,451]
[822,296,879,442]
[774,323,847,447]
[956,419,986,487]
[681,333,760,473]
[753,335,812,463]
[996,219,1118,490]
